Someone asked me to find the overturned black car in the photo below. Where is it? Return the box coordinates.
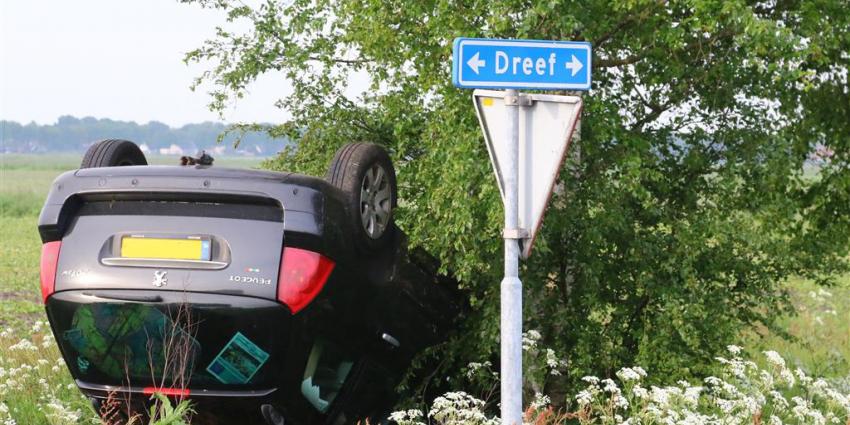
[38,140,463,424]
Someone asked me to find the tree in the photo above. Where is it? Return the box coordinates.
[183,0,850,408]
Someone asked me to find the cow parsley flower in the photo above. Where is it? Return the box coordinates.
[632,385,649,399]
[522,330,542,351]
[617,367,645,382]
[389,409,425,425]
[576,389,594,406]
[8,339,37,351]
[530,392,550,410]
[764,351,786,368]
[601,378,620,394]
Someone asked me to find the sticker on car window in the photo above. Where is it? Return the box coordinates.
[206,332,270,385]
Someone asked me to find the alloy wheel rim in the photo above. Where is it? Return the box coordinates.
[360,164,392,239]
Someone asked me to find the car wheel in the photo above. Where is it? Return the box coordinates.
[326,143,397,252]
[80,139,148,168]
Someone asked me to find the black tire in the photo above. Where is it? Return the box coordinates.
[326,143,397,252]
[80,139,148,168]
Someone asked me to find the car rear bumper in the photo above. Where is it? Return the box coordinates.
[76,380,278,399]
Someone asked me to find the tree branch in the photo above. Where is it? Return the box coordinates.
[595,53,648,68]
[593,0,668,48]
[307,55,371,64]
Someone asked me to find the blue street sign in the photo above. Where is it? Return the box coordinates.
[452,38,592,90]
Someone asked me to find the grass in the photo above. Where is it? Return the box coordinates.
[0,323,96,424]
[0,153,847,423]
[0,216,44,327]
[745,276,850,381]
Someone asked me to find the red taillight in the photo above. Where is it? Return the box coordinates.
[277,247,335,314]
[142,387,191,397]
[40,241,61,303]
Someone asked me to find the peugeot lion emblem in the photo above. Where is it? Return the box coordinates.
[152,270,168,287]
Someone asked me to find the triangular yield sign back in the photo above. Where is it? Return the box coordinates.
[473,89,582,258]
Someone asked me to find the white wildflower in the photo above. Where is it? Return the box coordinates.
[795,368,812,386]
[576,389,594,406]
[684,386,703,406]
[44,399,82,424]
[770,390,789,410]
[764,351,786,368]
[780,368,796,387]
[601,378,620,394]
[760,370,775,387]
[650,386,670,406]
[704,376,723,386]
[613,394,629,409]
[428,391,497,425]
[617,367,644,382]
[8,339,37,351]
[389,409,425,425]
[522,330,542,351]
[530,392,550,410]
[465,361,491,379]
[632,385,649,399]
[582,376,600,385]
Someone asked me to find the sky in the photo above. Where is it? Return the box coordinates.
[0,0,294,127]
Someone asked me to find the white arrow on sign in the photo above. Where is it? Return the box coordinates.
[564,54,583,76]
[473,89,582,258]
[467,52,486,75]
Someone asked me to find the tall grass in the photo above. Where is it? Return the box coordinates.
[745,277,850,380]
[0,216,45,326]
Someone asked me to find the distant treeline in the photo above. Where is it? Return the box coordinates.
[0,116,288,156]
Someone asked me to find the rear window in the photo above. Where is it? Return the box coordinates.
[47,291,289,391]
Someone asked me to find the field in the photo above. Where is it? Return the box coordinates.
[0,154,847,424]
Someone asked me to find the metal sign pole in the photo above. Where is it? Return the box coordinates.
[501,88,523,425]
[453,36,591,425]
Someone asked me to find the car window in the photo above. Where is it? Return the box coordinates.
[300,339,354,413]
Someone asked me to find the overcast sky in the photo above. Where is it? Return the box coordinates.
[0,0,292,127]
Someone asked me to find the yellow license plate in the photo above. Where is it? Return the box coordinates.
[121,237,209,261]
